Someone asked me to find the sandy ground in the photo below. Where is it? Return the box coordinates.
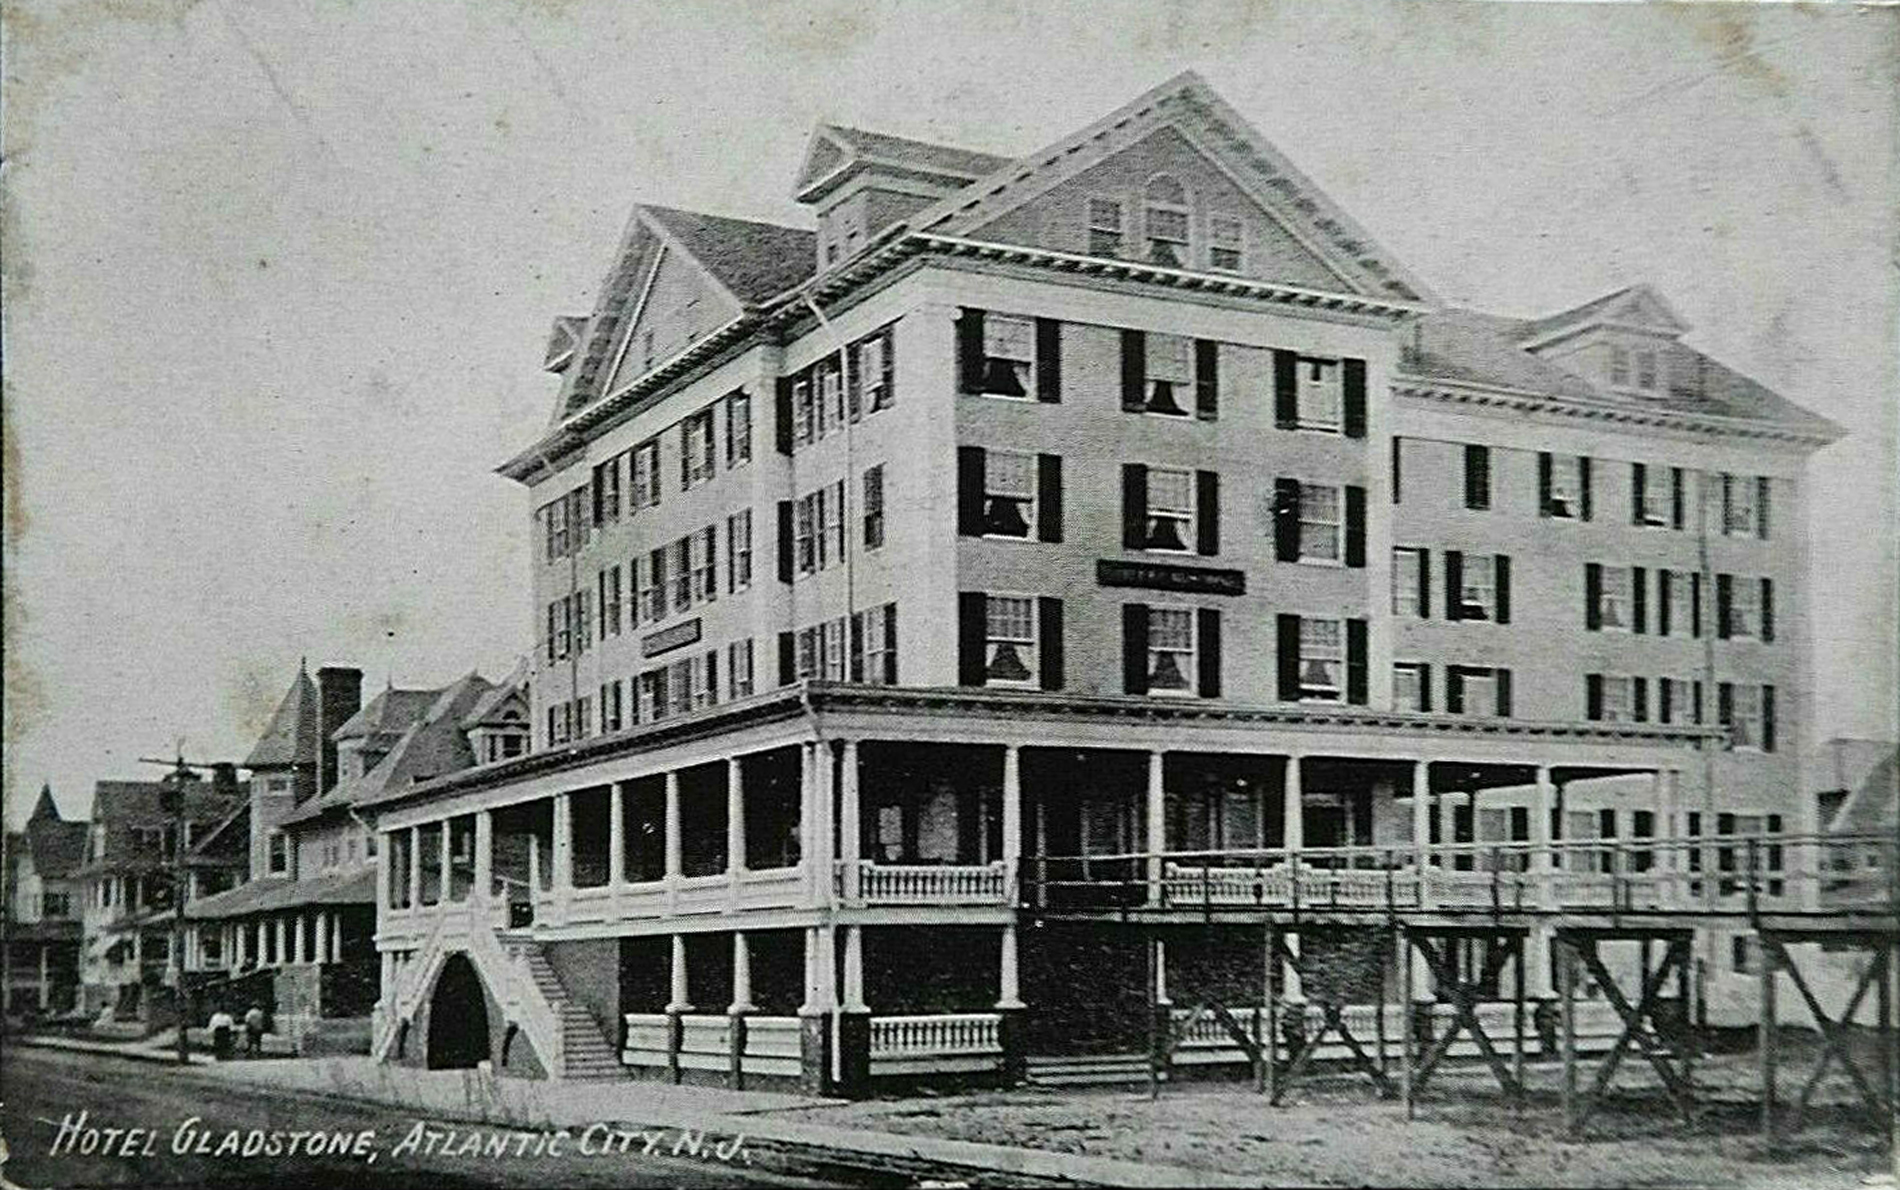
[768,1038,1896,1188]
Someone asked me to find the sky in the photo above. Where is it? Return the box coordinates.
[5,0,1896,828]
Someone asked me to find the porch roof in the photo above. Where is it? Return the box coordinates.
[182,868,376,921]
[363,683,1718,818]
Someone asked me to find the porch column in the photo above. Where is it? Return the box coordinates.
[379,951,394,1005]
[1412,761,1432,904]
[376,832,392,910]
[1655,768,1679,906]
[299,914,311,964]
[314,913,329,965]
[273,917,286,967]
[233,922,246,968]
[1001,745,1022,899]
[475,809,495,905]
[797,926,836,1096]
[997,924,1024,1009]
[256,920,267,967]
[727,759,747,878]
[799,925,837,1014]
[811,743,836,908]
[666,934,692,1011]
[440,820,453,906]
[664,772,683,881]
[729,932,754,1013]
[608,784,626,888]
[1439,786,1459,870]
[1146,750,1166,900]
[839,740,861,902]
[840,925,867,1012]
[553,795,573,891]
[1283,754,1305,1003]
[527,828,541,894]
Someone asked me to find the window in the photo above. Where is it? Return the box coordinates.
[1139,333,1193,416]
[817,357,844,437]
[862,465,884,550]
[268,831,288,875]
[1393,548,1427,617]
[1393,663,1429,712]
[1597,566,1632,630]
[857,604,896,685]
[1295,357,1343,432]
[1456,667,1500,718]
[681,409,716,488]
[792,374,815,445]
[1597,675,1634,723]
[667,659,694,718]
[852,328,893,414]
[1143,176,1189,265]
[1727,684,1765,750]
[599,565,622,637]
[728,639,754,699]
[1723,474,1764,538]
[593,455,622,525]
[692,652,718,710]
[824,615,846,680]
[1454,553,1499,620]
[692,527,717,604]
[984,595,1038,685]
[631,440,661,511]
[41,892,70,918]
[1544,453,1587,519]
[642,549,668,622]
[1662,677,1701,725]
[672,537,693,611]
[724,392,752,467]
[1665,571,1697,637]
[1298,483,1342,563]
[1208,214,1243,271]
[1610,345,1630,387]
[1636,349,1658,390]
[1087,197,1124,256]
[795,493,816,576]
[727,510,752,593]
[541,497,568,562]
[823,480,845,565]
[980,314,1034,398]
[1729,578,1760,639]
[1146,607,1196,693]
[1298,618,1343,701]
[1634,463,1672,526]
[981,451,1037,539]
[1463,444,1491,510]
[1143,468,1195,552]
[637,669,667,723]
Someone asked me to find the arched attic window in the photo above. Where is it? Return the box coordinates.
[1143,175,1191,266]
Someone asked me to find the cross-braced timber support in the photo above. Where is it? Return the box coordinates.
[1266,922,1395,1104]
[1756,926,1899,1147]
[1556,926,1697,1136]
[1400,924,1528,1119]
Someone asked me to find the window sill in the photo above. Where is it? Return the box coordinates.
[1296,556,1344,569]
[975,390,1034,403]
[1295,422,1342,436]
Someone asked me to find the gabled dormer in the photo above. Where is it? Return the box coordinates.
[1519,284,1693,399]
[794,124,1013,272]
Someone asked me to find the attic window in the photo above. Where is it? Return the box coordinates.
[1144,176,1190,266]
[1637,350,1658,390]
[1610,346,1630,387]
[1209,216,1244,272]
[1088,198,1124,257]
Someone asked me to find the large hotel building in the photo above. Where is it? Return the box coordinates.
[363,73,1841,1089]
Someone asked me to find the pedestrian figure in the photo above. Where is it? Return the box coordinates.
[209,1008,235,1060]
[243,1004,265,1057]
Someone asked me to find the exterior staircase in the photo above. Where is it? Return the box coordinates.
[510,941,626,1081]
[1024,1052,1160,1087]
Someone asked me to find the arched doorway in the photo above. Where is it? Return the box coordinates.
[426,953,490,1069]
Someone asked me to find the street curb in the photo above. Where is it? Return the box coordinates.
[9,1035,215,1066]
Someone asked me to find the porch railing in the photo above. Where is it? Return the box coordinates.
[868,1012,1004,1076]
[843,861,1009,905]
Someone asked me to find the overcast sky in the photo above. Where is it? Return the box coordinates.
[5,1,1895,827]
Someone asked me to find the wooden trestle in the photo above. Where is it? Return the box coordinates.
[1757,926,1899,1146]
[1401,924,1528,1118]
[1556,925,1696,1135]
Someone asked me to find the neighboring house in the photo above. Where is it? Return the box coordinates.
[3,786,89,1016]
[1813,739,1898,908]
[75,770,246,1021]
[365,72,1841,1089]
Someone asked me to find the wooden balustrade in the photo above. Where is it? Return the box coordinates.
[849,861,1008,904]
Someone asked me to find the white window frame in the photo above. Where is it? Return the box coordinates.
[1459,554,1496,620]
[983,450,1038,541]
[856,332,891,413]
[725,392,752,467]
[1145,605,1197,695]
[983,594,1039,687]
[1142,333,1194,417]
[667,659,694,718]
[1298,482,1343,566]
[729,638,754,699]
[1724,476,1761,538]
[1143,467,1195,554]
[682,408,716,488]
[1666,570,1694,637]
[1666,677,1699,725]
[1393,661,1428,712]
[1598,566,1632,631]
[795,494,817,577]
[1143,176,1190,266]
[1729,684,1765,751]
[631,440,661,511]
[1295,356,1343,433]
[823,480,845,565]
[980,314,1035,400]
[1298,616,1344,703]
[1599,675,1634,724]
[1637,464,1671,527]
[860,605,893,685]
[1547,454,1585,519]
[1729,578,1760,639]
[1392,548,1425,617]
[1208,214,1244,272]
[862,464,885,550]
[793,375,815,445]
[727,509,752,592]
[1087,196,1124,258]
[1460,667,1500,719]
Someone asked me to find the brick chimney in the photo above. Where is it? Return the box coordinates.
[211,762,240,799]
[316,666,364,796]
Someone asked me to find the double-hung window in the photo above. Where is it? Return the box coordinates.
[643,550,668,623]
[1143,468,1195,552]
[1456,554,1498,620]
[1140,334,1193,417]
[854,330,893,414]
[594,456,622,524]
[727,510,752,593]
[1087,198,1124,257]
[671,537,693,611]
[1545,454,1586,518]
[1298,617,1344,702]
[979,314,1035,398]
[1597,566,1632,630]
[693,526,718,603]
[1723,474,1763,538]
[862,465,885,550]
[1666,569,1697,637]
[1634,463,1672,526]
[983,595,1038,685]
[1393,548,1427,617]
[1597,675,1634,723]
[1727,684,1765,749]
[822,480,845,565]
[1145,606,1196,694]
[1208,215,1244,271]
[724,392,752,467]
[1298,483,1342,563]
[681,409,716,489]
[1295,358,1343,432]
[728,639,754,699]
[1143,177,1190,265]
[818,359,844,437]
[631,440,661,511]
[1393,662,1429,712]
[1456,667,1501,718]
[792,375,815,446]
[795,495,817,576]
[981,450,1037,540]
[858,604,895,685]
[1729,577,1760,638]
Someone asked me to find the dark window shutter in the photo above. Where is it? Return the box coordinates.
[849,613,865,682]
[1585,563,1602,630]
[1716,574,1732,639]
[1346,618,1369,706]
[1195,470,1220,556]
[1418,549,1432,619]
[1122,604,1150,695]
[1694,680,1704,724]
[957,309,986,394]
[1038,598,1064,691]
[1391,438,1403,504]
[1035,318,1062,403]
[1495,669,1513,718]
[1762,685,1776,752]
[1196,608,1222,698]
[1417,663,1433,712]
[1633,677,1649,723]
[1194,339,1218,420]
[1579,456,1594,521]
[775,378,794,455]
[957,447,986,537]
[776,501,794,583]
[1273,349,1297,429]
[1446,668,1465,715]
[958,592,987,687]
[1493,554,1512,624]
[777,632,795,687]
[1275,614,1300,702]
[1757,477,1771,539]
[1537,452,1553,517]
[1445,550,1465,622]
[883,603,899,684]
[1586,673,1603,721]
[1632,567,1648,634]
[1659,678,1674,724]
[1122,464,1149,550]
[1036,454,1064,543]
[1631,463,1646,525]
[1760,578,1774,642]
[1658,571,1673,636]
[1342,358,1367,439]
[1718,682,1734,732]
[1344,485,1366,568]
[1120,330,1146,412]
[1671,467,1685,530]
[1691,572,1703,637]
[1463,445,1490,510]
[1272,478,1300,561]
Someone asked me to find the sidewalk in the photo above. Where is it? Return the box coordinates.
[12,1033,215,1065]
[196,1056,1256,1187]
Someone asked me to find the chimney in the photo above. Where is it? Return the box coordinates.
[316,666,364,796]
[211,762,240,798]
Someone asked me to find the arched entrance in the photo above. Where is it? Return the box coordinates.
[426,953,491,1069]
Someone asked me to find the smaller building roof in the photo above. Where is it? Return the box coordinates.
[183,867,376,920]
[289,672,497,822]
[639,205,817,307]
[244,661,322,770]
[330,686,438,743]
[1826,749,1899,837]
[823,124,1015,182]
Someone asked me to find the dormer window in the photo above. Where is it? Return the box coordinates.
[1144,177,1190,266]
[1141,334,1193,416]
[1088,199,1124,257]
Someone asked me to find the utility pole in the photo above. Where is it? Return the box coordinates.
[138,750,228,1065]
